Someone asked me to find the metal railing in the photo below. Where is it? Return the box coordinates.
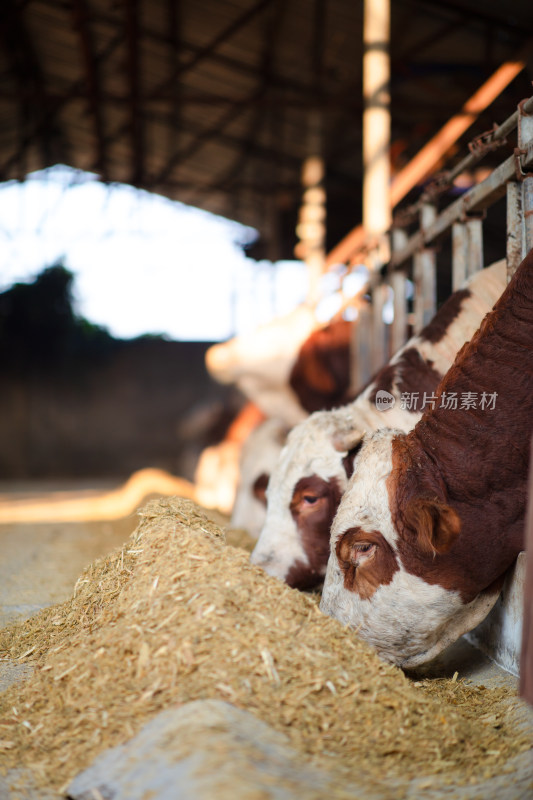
[346,94,533,391]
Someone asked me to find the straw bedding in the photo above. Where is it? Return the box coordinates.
[0,497,530,793]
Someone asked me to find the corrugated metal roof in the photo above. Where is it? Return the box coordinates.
[0,0,531,258]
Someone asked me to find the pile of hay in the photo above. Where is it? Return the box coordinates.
[0,497,530,792]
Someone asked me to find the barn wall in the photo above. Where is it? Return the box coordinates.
[0,339,243,482]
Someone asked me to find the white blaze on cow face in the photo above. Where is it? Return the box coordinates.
[250,409,362,588]
[320,428,501,668]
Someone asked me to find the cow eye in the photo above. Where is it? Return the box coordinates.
[350,542,376,566]
[303,495,318,505]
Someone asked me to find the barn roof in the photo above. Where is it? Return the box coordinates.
[1,0,532,259]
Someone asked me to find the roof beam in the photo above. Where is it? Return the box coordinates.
[149,84,270,189]
[0,0,58,171]
[152,0,277,98]
[166,0,183,156]
[0,31,123,180]
[125,0,144,186]
[410,0,533,38]
[184,0,288,211]
[72,0,109,180]
[100,0,278,182]
[60,5,317,100]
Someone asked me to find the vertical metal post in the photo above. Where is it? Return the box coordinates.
[514,98,533,279]
[413,203,437,333]
[351,303,373,393]
[296,110,326,305]
[390,271,407,355]
[452,217,483,290]
[520,436,533,706]
[297,154,326,305]
[452,221,468,290]
[363,0,391,240]
[466,217,484,276]
[371,283,387,371]
[390,227,408,355]
[524,176,533,255]
[506,181,524,280]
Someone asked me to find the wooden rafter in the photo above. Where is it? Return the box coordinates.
[0,31,123,180]
[184,0,288,210]
[166,0,182,160]
[125,0,143,186]
[150,84,270,189]
[412,0,533,38]
[72,0,109,180]
[101,0,281,177]
[64,6,318,102]
[152,0,277,99]
[0,0,56,172]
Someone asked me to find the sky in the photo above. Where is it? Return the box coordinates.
[0,164,313,342]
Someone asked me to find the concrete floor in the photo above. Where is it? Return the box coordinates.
[0,481,532,800]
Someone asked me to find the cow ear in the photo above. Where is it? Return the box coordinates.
[404,498,461,555]
[332,428,364,453]
[252,473,270,506]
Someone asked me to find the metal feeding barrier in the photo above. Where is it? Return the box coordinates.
[343,93,533,391]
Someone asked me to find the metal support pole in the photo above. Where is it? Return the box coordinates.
[506,181,524,280]
[390,271,407,355]
[296,111,326,305]
[351,304,373,393]
[524,176,533,255]
[297,154,326,305]
[413,204,437,333]
[363,0,391,240]
[371,283,387,371]
[466,217,484,276]
[520,437,533,706]
[515,98,533,275]
[452,221,468,290]
[452,217,483,290]
[390,227,408,355]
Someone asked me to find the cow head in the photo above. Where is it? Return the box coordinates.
[250,409,364,589]
[230,419,288,539]
[205,306,317,426]
[320,428,503,668]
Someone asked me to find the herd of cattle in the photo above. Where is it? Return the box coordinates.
[206,250,533,670]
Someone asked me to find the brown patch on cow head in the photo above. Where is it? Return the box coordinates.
[420,288,471,344]
[382,256,533,603]
[336,527,399,599]
[388,435,461,575]
[368,348,443,411]
[387,433,504,603]
[367,362,395,402]
[286,475,343,589]
[252,472,270,506]
[289,320,352,412]
[401,497,461,556]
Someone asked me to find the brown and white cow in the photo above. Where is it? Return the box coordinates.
[320,250,533,668]
[288,319,354,413]
[230,417,289,538]
[206,308,354,427]
[250,260,506,590]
